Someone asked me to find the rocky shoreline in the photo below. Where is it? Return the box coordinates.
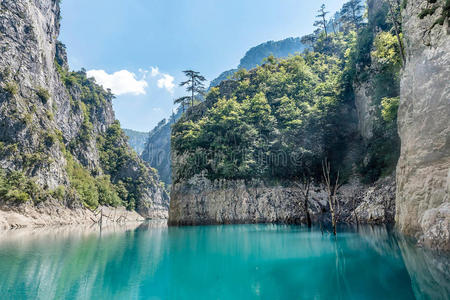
[169,174,396,227]
[0,200,167,230]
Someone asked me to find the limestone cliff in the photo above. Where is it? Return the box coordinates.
[169,175,396,226]
[141,109,182,187]
[0,0,168,223]
[396,0,450,250]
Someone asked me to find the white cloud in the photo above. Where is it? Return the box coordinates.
[151,67,160,77]
[157,74,175,93]
[87,67,176,96]
[87,69,148,96]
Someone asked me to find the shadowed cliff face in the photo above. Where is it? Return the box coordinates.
[141,109,182,187]
[0,0,168,219]
[396,0,450,250]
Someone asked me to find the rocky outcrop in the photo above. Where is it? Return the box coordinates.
[123,129,148,155]
[0,0,168,222]
[169,175,396,226]
[170,178,317,225]
[0,201,145,230]
[354,82,376,140]
[141,109,181,186]
[396,0,450,251]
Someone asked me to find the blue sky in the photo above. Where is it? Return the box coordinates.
[60,0,348,132]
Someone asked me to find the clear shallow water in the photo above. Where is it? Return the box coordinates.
[0,223,448,300]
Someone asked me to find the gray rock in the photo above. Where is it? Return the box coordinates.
[169,174,396,226]
[0,0,168,221]
[396,0,450,251]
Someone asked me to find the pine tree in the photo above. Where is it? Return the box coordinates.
[314,4,330,37]
[340,0,364,31]
[175,70,206,108]
[174,96,190,112]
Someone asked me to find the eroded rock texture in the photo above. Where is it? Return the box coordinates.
[396,0,450,250]
[169,175,395,226]
[0,0,168,221]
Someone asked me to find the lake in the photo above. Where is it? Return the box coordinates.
[0,223,448,299]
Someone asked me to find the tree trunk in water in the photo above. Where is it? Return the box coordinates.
[329,196,337,236]
[305,198,312,228]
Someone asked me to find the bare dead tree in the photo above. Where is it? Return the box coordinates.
[295,176,312,228]
[322,159,343,235]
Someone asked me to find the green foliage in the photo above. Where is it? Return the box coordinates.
[419,7,438,19]
[55,58,152,210]
[43,131,57,147]
[64,148,122,209]
[97,121,153,209]
[372,32,403,68]
[46,110,54,121]
[173,53,350,183]
[36,87,50,104]
[52,185,66,201]
[173,0,403,185]
[64,150,99,209]
[3,81,18,96]
[0,170,46,203]
[381,97,399,122]
[340,0,365,31]
[96,175,122,207]
[175,70,207,109]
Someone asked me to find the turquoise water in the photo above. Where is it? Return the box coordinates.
[0,223,449,300]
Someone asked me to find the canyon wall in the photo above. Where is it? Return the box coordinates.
[0,0,168,223]
[396,0,450,250]
[169,175,396,226]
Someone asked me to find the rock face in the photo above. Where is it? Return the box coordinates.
[123,129,148,155]
[169,175,395,226]
[396,0,450,250]
[0,0,168,221]
[354,82,376,140]
[0,201,145,230]
[141,109,182,186]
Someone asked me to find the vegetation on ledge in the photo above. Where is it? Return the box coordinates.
[172,0,402,185]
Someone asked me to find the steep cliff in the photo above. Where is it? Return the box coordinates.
[169,175,395,226]
[170,0,450,252]
[0,0,168,224]
[123,129,148,155]
[396,0,449,250]
[141,109,182,187]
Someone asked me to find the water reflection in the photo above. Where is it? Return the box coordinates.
[0,223,448,300]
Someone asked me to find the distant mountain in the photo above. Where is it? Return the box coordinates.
[123,129,148,155]
[210,37,306,88]
[238,37,306,69]
[141,109,183,187]
[209,69,238,89]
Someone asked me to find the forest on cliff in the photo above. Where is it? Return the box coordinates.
[172,0,403,185]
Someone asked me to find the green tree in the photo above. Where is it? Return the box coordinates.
[314,4,330,37]
[176,70,207,108]
[174,96,191,112]
[340,0,364,30]
[385,0,406,65]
